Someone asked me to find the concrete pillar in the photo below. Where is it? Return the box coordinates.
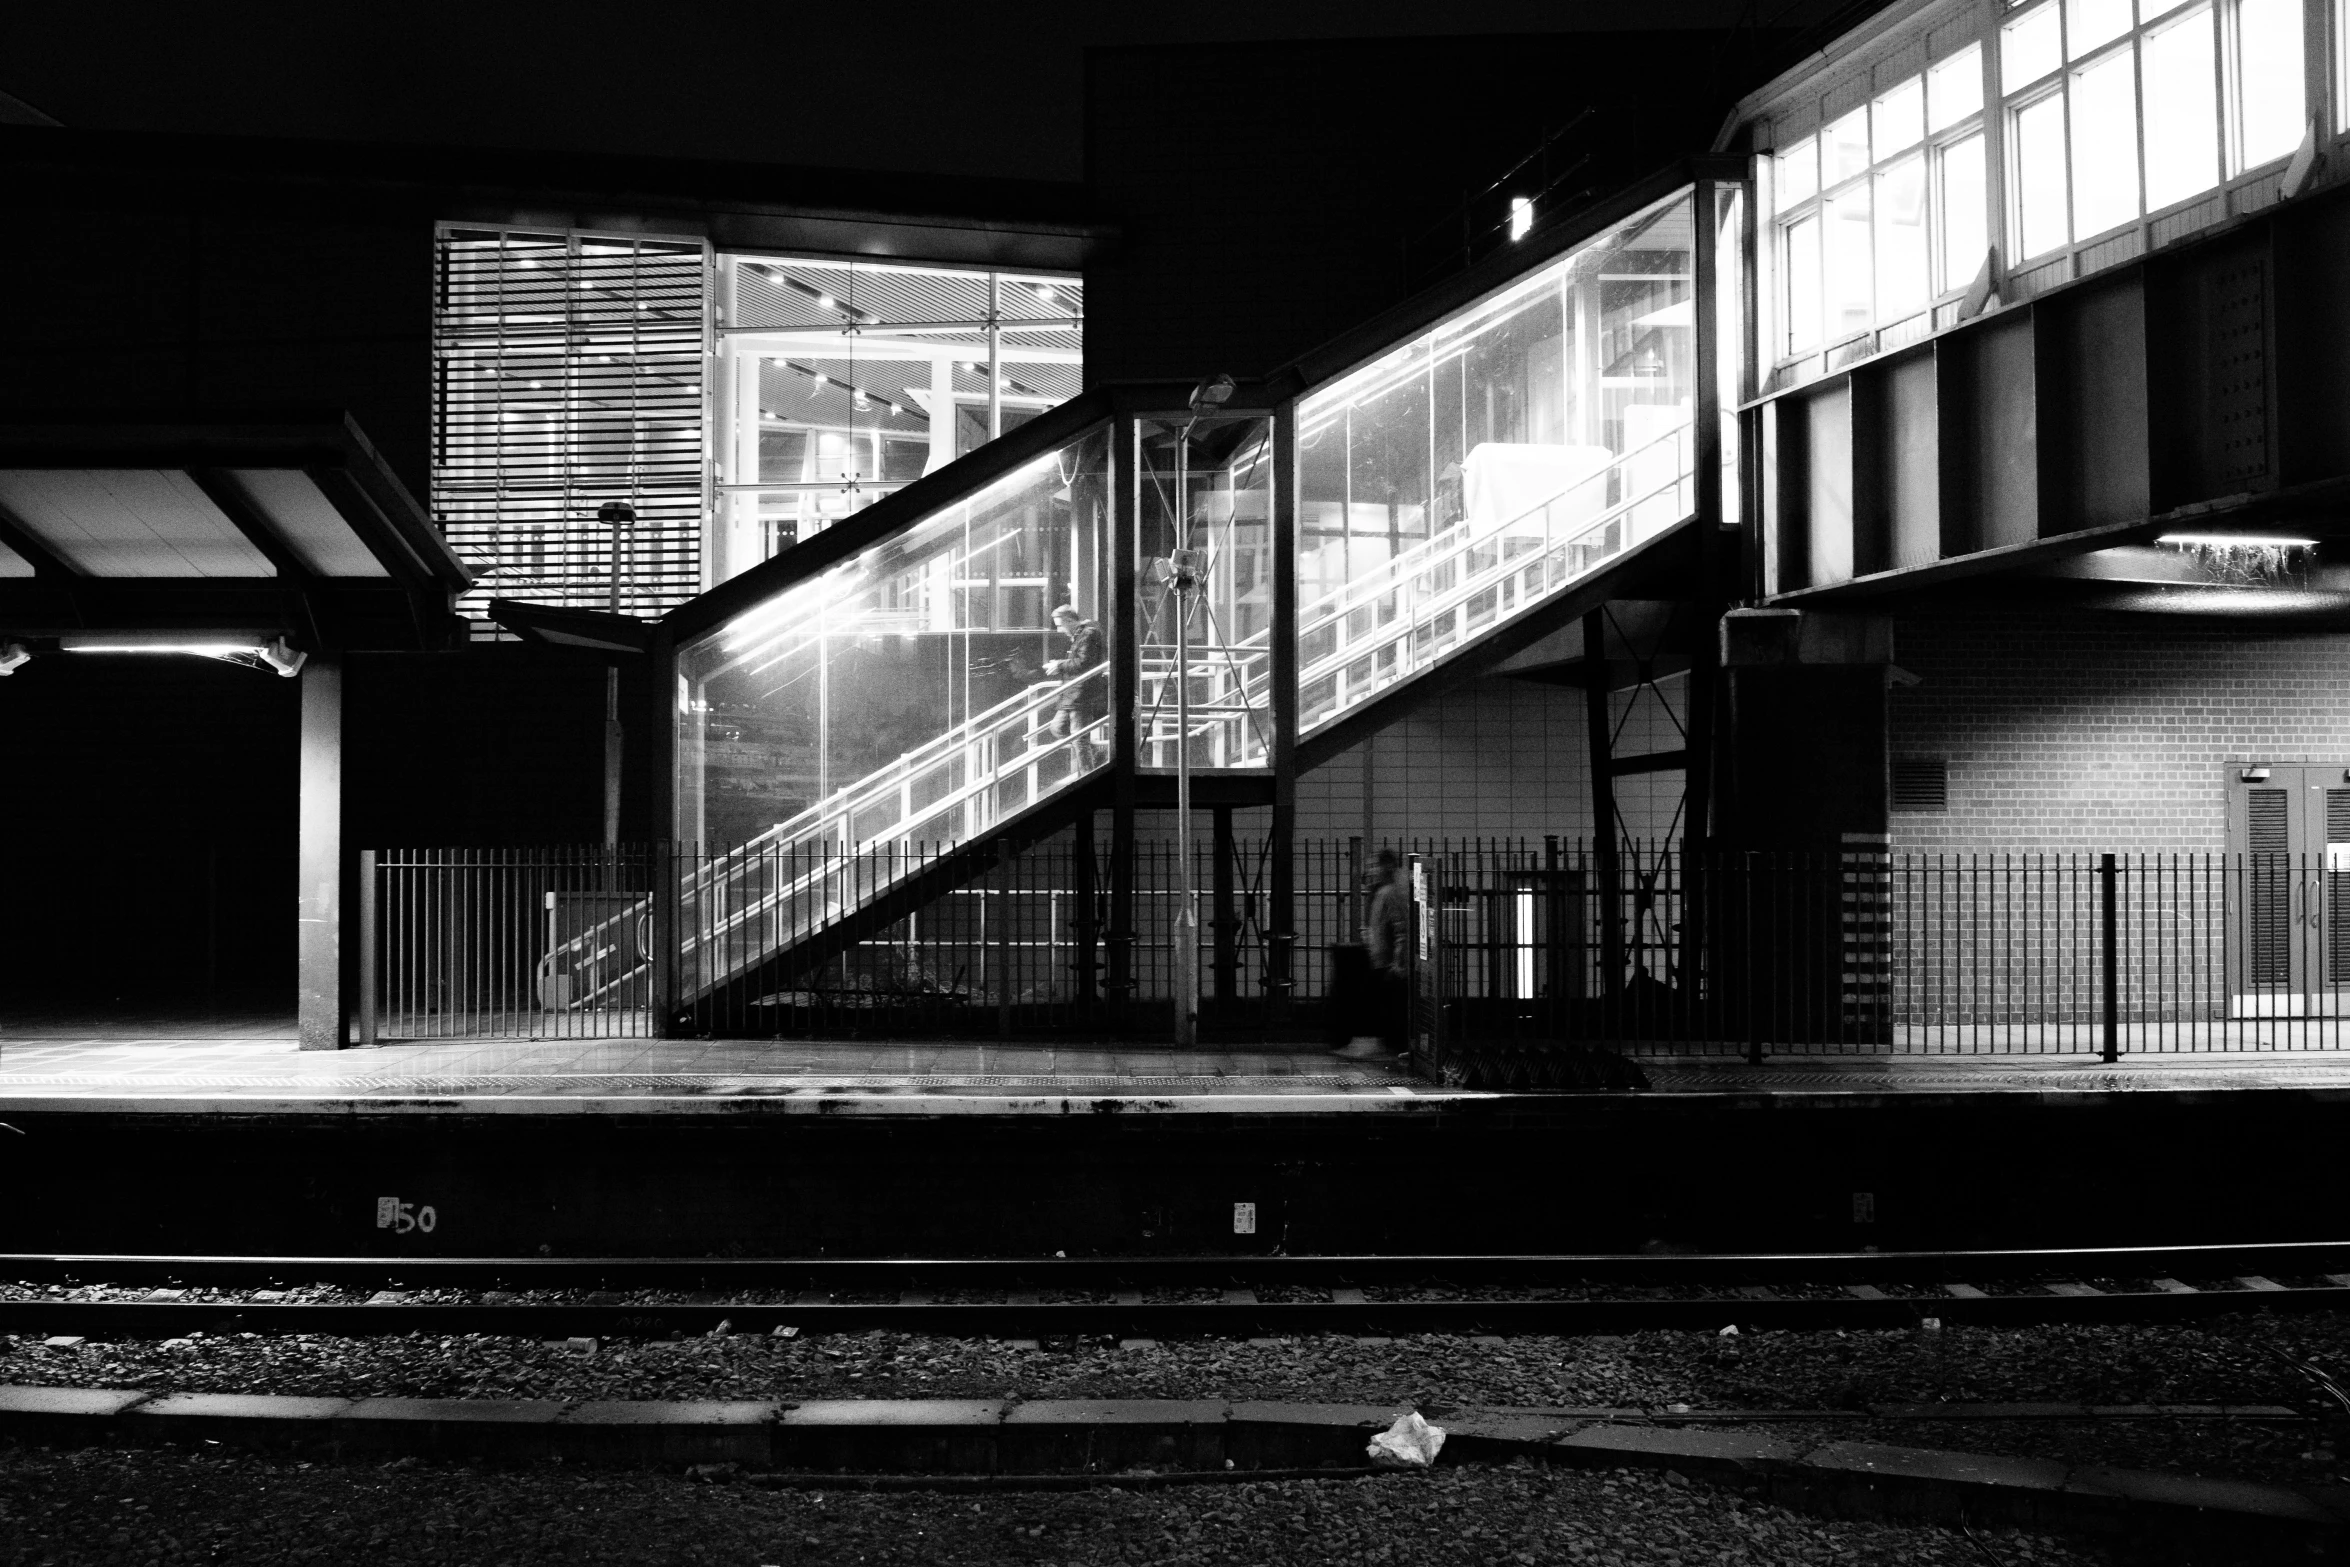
[297,655,347,1050]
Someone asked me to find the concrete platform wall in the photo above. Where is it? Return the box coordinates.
[8,1091,2346,1257]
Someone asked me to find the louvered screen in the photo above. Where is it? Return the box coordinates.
[2248,787,2291,986]
[2329,789,2350,984]
[1890,755,1947,813]
[434,227,708,631]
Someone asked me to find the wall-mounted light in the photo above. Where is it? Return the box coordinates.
[2158,533,2319,549]
[2242,766,2273,782]
[1509,195,1533,241]
[0,641,28,676]
[58,631,306,677]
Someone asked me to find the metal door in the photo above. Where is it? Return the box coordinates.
[2226,763,2350,1015]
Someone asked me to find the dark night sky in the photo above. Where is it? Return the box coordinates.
[0,0,1843,182]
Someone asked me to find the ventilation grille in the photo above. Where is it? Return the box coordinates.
[433,227,708,632]
[1890,755,1948,813]
[2248,786,2291,986]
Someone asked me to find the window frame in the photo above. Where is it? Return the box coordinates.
[1771,48,1989,362]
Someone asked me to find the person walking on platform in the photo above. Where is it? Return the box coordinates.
[1338,848,1410,1060]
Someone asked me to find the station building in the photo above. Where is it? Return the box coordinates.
[7,5,2349,1060]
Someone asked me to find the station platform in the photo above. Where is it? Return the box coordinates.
[7,1013,2350,1114]
[10,1011,2350,1258]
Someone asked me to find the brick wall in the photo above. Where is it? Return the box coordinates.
[1296,673,1687,845]
[1889,606,2350,852]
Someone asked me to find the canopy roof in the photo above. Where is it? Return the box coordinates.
[0,415,473,651]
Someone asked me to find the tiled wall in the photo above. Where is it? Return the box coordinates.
[1889,607,2350,852]
[1296,673,1688,846]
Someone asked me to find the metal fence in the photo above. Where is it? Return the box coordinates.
[363,841,2350,1053]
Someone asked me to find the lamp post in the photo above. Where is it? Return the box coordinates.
[1169,374,1235,1048]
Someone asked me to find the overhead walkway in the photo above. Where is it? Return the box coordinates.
[528,171,1732,1026]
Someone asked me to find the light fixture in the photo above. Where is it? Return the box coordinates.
[0,641,28,676]
[57,631,307,677]
[256,637,307,678]
[1509,195,1533,241]
[1188,373,1237,416]
[2243,766,2273,782]
[2158,533,2319,549]
[816,293,836,310]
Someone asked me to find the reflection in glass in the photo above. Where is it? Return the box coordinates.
[1134,416,1275,771]
[2142,6,2219,209]
[2236,0,2306,169]
[2015,92,2072,257]
[1295,191,1698,736]
[1825,183,1874,338]
[1875,154,1930,321]
[1874,79,1925,156]
[676,426,1112,855]
[712,257,1084,587]
[1938,133,1989,291]
[2004,3,2064,90]
[1826,108,1873,184]
[2070,47,2142,238]
[1776,137,1819,209]
[1785,214,1823,352]
[1715,186,1745,527]
[2069,0,2135,58]
[1929,46,1985,131]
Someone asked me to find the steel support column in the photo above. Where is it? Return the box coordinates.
[1107,414,1141,1027]
[1582,610,1625,1008]
[1267,399,1300,1024]
[296,654,347,1051]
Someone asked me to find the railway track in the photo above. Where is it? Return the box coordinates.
[8,1242,2350,1339]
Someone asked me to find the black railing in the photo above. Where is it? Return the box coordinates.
[361,841,2350,1055]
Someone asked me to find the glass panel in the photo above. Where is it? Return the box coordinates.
[1938,132,1990,291]
[1929,45,1986,130]
[2142,6,2221,209]
[1716,185,1745,526]
[2014,91,2073,257]
[1875,154,1931,320]
[1785,214,1824,351]
[674,425,1113,856]
[713,256,1084,584]
[2005,2,2065,90]
[2069,0,2135,56]
[1294,190,1696,737]
[1825,183,1875,338]
[2070,47,2142,237]
[2141,0,2194,17]
[2236,0,2307,168]
[1775,136,1820,208]
[1825,108,1873,184]
[1135,415,1275,772]
[1874,78,1926,156]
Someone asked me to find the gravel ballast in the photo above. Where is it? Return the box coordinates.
[5,1309,2348,1491]
[0,1443,2111,1567]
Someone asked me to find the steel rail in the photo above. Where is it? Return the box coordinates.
[5,1243,2350,1339]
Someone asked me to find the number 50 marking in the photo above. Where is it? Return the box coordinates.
[375,1196,438,1235]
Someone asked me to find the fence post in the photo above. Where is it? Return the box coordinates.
[2115,859,2133,1066]
[997,837,1013,1040]
[1744,851,1764,1066]
[651,840,677,1039]
[358,849,378,1048]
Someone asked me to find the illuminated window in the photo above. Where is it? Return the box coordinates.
[2142,6,2220,210]
[711,257,1084,587]
[2234,0,2306,170]
[1772,47,1988,358]
[2001,0,2305,262]
[2069,46,2141,239]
